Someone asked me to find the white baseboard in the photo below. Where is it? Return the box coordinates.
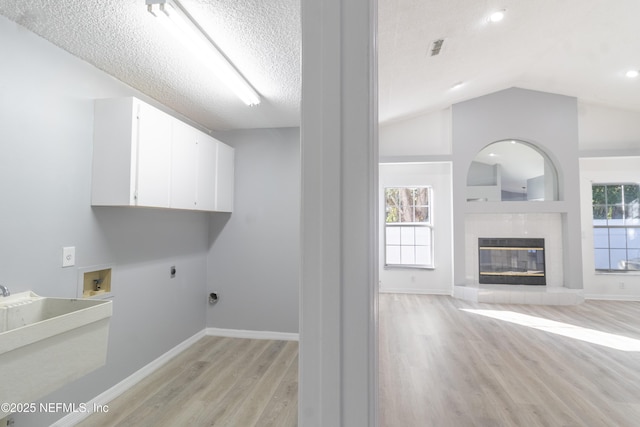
[51,330,205,427]
[206,327,299,341]
[378,288,451,296]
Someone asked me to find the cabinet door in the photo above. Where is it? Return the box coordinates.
[135,102,172,208]
[196,135,217,211]
[170,120,199,209]
[215,141,234,212]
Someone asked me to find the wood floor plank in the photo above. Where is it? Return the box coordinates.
[77,337,297,427]
[379,294,640,427]
[79,294,640,427]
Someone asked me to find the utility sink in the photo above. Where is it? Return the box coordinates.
[0,292,112,414]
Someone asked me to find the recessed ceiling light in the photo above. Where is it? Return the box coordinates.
[451,81,464,90]
[626,69,639,78]
[488,9,506,23]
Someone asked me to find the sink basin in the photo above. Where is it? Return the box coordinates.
[0,292,112,414]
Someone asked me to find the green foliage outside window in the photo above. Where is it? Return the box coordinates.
[385,187,430,224]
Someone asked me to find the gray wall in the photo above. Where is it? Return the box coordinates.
[452,87,583,288]
[1,17,211,425]
[207,128,300,334]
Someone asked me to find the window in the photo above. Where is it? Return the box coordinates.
[384,187,433,268]
[592,183,640,271]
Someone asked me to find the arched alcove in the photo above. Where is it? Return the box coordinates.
[466,139,559,202]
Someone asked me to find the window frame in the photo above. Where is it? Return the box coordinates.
[384,186,434,269]
[592,182,640,273]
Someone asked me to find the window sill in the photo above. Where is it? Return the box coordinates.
[384,265,435,271]
[595,270,640,276]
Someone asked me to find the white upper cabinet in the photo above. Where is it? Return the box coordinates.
[170,120,199,210]
[196,135,218,211]
[215,141,235,212]
[92,97,234,212]
[136,101,172,208]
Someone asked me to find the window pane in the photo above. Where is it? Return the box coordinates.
[415,227,431,246]
[401,246,415,264]
[609,228,627,248]
[401,226,415,245]
[625,203,640,224]
[607,185,623,204]
[594,248,610,269]
[610,249,628,270]
[385,188,399,223]
[386,227,400,245]
[415,187,429,205]
[414,206,429,223]
[628,248,640,262]
[398,188,414,222]
[386,246,401,265]
[593,205,607,220]
[593,228,609,248]
[608,206,624,222]
[415,245,430,265]
[592,185,606,205]
[624,184,640,203]
[628,229,640,249]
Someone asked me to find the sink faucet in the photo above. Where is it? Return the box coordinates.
[0,285,9,297]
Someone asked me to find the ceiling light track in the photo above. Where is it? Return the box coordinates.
[146,0,261,106]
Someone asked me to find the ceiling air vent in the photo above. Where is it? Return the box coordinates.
[430,39,445,56]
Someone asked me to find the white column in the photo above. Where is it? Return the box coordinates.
[299,0,378,425]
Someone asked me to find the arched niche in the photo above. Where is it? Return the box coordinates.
[466,139,559,202]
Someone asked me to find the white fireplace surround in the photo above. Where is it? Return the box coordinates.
[454,213,584,305]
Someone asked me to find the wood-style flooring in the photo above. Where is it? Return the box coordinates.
[379,294,640,427]
[77,336,298,427]
[79,294,640,426]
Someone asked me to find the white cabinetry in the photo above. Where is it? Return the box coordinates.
[92,97,234,212]
[170,120,200,210]
[215,141,235,212]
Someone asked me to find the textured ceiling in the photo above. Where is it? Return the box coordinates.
[1,1,639,131]
[0,0,300,131]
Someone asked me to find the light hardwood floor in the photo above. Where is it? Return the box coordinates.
[379,294,640,427]
[79,294,640,427]
[77,336,298,427]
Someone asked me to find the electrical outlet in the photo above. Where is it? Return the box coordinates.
[62,246,76,267]
[619,282,625,290]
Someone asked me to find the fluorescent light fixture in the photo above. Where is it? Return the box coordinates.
[146,0,260,106]
[626,69,639,78]
[488,9,506,23]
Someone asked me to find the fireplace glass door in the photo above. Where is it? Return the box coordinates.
[479,238,546,285]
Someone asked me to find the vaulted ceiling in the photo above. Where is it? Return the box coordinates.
[379,0,640,123]
[1,0,639,130]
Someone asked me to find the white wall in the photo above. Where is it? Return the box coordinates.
[578,102,640,153]
[1,16,211,425]
[579,157,640,300]
[379,108,451,158]
[379,163,452,294]
[207,128,300,333]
